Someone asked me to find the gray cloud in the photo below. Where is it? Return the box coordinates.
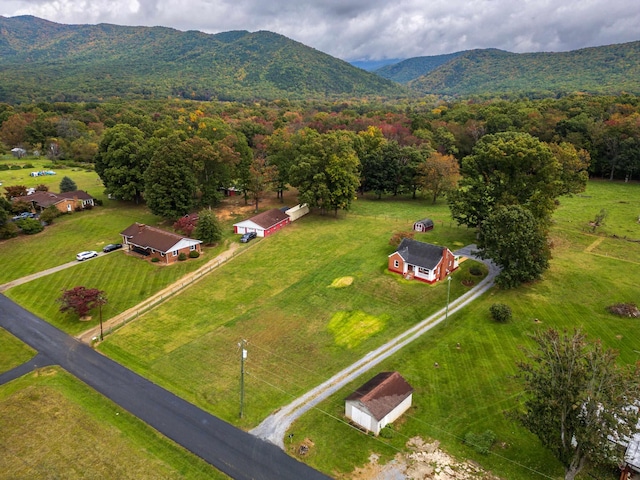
[1,0,639,60]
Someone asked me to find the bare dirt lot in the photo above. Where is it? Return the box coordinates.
[349,437,502,480]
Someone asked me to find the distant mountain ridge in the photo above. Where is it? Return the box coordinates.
[376,42,640,96]
[0,15,404,103]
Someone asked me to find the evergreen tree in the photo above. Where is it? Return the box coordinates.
[59,176,77,193]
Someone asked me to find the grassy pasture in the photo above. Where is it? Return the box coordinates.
[0,367,227,479]
[99,198,479,427]
[289,181,640,479]
[1,179,637,479]
[0,156,104,200]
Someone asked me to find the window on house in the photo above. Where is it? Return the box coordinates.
[394,260,399,268]
[190,245,196,251]
[172,250,178,256]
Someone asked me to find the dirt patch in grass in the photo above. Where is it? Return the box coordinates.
[349,437,502,480]
[329,276,354,288]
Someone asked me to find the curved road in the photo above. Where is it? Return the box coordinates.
[251,246,500,448]
[0,295,330,480]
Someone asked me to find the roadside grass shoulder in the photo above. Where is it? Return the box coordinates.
[5,250,211,335]
[0,328,35,373]
[0,367,227,479]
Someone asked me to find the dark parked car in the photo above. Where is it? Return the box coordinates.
[103,243,123,253]
[240,232,257,243]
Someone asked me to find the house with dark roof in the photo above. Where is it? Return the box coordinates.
[345,372,413,435]
[413,218,434,232]
[13,190,95,214]
[120,223,202,264]
[233,208,291,238]
[388,238,458,283]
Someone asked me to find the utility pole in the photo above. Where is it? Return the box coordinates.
[445,275,452,323]
[239,339,247,418]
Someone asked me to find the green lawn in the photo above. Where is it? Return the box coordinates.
[0,156,104,199]
[289,182,640,479]
[0,328,35,373]
[3,179,638,479]
[0,367,228,479]
[99,199,479,428]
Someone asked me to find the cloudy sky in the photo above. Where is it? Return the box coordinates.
[2,0,639,61]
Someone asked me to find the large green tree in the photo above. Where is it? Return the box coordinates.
[517,328,640,480]
[289,129,360,215]
[195,208,223,245]
[449,131,562,228]
[94,124,147,203]
[143,137,197,219]
[478,205,550,288]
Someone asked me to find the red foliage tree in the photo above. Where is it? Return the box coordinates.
[58,286,107,319]
[173,216,197,236]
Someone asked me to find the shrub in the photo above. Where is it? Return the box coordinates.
[0,222,19,239]
[16,217,44,235]
[22,163,34,169]
[463,430,496,454]
[389,231,415,248]
[469,266,483,276]
[0,164,9,171]
[39,206,61,224]
[94,198,103,206]
[10,164,22,170]
[379,425,394,439]
[490,303,512,323]
[178,252,188,261]
[151,257,160,263]
[189,250,200,258]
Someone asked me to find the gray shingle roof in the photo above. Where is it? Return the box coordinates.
[395,238,446,270]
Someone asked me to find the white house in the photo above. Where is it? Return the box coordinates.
[345,371,413,435]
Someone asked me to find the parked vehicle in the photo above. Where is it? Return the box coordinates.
[76,251,98,261]
[240,232,257,243]
[103,243,123,253]
[12,212,35,221]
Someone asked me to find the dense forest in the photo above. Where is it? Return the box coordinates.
[1,94,638,219]
[2,16,640,102]
[0,15,403,103]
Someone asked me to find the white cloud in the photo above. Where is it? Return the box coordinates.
[1,0,639,60]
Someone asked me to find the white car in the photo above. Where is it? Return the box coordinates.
[76,251,98,261]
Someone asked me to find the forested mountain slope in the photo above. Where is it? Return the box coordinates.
[0,15,404,103]
[398,42,640,96]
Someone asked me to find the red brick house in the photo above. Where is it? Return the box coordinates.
[345,372,414,435]
[388,238,458,283]
[233,208,290,238]
[120,223,202,264]
[13,190,95,213]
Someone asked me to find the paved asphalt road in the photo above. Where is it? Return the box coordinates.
[0,295,331,480]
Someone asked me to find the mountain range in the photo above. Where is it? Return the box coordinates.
[1,15,639,103]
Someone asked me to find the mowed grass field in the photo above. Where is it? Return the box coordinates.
[290,181,640,479]
[99,201,480,426]
[0,367,228,479]
[99,181,638,479]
